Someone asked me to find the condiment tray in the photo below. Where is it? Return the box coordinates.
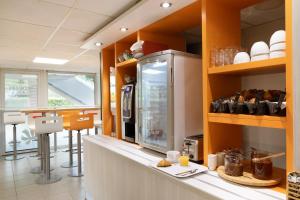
[217,166,281,187]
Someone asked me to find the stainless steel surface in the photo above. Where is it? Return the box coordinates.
[69,131,83,177]
[54,132,57,152]
[36,134,61,185]
[61,130,77,168]
[5,124,25,161]
[183,135,203,162]
[35,174,62,185]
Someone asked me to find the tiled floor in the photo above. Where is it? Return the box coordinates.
[0,150,91,200]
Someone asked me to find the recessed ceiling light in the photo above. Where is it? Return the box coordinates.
[33,57,69,65]
[160,2,172,8]
[120,27,128,32]
[95,42,103,47]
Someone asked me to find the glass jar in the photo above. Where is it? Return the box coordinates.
[251,150,273,180]
[224,153,243,176]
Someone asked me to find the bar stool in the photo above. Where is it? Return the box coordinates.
[84,110,102,135]
[4,112,26,161]
[57,111,80,168]
[65,113,94,177]
[34,116,63,184]
[26,113,43,174]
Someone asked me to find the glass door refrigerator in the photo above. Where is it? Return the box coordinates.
[137,50,203,153]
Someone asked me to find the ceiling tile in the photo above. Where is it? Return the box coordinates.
[62,9,111,34]
[0,19,53,44]
[45,43,83,55]
[0,0,69,27]
[51,29,91,46]
[75,0,137,16]
[42,0,76,7]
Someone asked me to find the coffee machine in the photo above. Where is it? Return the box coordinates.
[121,83,136,143]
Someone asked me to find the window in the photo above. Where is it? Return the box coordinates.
[5,73,38,109]
[48,73,95,107]
[4,72,39,152]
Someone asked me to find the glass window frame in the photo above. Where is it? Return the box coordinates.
[46,70,98,107]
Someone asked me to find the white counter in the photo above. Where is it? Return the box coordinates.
[83,135,286,200]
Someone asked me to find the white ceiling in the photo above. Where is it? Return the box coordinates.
[0,0,139,73]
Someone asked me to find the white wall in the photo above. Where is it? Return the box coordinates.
[293,0,300,171]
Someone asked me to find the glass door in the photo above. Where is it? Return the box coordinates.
[138,55,172,152]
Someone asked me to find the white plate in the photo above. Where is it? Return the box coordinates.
[151,162,207,178]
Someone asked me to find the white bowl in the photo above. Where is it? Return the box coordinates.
[233,52,250,64]
[250,41,269,57]
[270,51,286,58]
[270,30,286,46]
[251,54,269,61]
[270,42,286,52]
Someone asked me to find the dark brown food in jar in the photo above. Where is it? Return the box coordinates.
[224,153,243,177]
[225,162,243,176]
[252,159,273,180]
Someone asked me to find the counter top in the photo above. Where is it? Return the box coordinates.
[83,135,286,200]
[20,106,100,114]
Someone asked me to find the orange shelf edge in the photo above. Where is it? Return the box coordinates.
[208,58,286,75]
[208,113,286,129]
[116,58,137,68]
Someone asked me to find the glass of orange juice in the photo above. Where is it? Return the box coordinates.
[178,153,189,167]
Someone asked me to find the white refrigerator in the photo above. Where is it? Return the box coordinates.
[137,50,203,153]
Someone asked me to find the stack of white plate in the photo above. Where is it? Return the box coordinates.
[269,30,286,58]
[250,41,270,61]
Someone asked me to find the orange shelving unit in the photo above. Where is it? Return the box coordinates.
[202,0,293,193]
[100,0,294,193]
[208,113,286,129]
[208,58,286,75]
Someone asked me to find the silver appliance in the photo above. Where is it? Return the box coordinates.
[121,83,136,143]
[137,50,203,153]
[183,135,204,162]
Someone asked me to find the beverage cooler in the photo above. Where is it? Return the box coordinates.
[137,50,203,153]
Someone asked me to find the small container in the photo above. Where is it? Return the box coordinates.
[217,152,225,166]
[167,151,180,163]
[251,150,273,180]
[224,153,243,177]
[235,103,248,114]
[208,154,217,171]
[179,153,189,167]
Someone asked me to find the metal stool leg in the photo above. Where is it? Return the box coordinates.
[36,133,62,184]
[54,132,57,152]
[30,135,41,158]
[61,130,77,168]
[69,130,83,177]
[5,124,24,161]
[30,135,43,174]
[95,126,98,135]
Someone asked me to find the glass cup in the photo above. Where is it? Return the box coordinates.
[251,150,273,180]
[224,153,244,176]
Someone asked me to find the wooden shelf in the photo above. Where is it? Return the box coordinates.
[116,59,137,68]
[208,113,286,129]
[208,58,286,75]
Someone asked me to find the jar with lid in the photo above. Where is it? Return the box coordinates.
[224,152,243,176]
[251,149,273,180]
